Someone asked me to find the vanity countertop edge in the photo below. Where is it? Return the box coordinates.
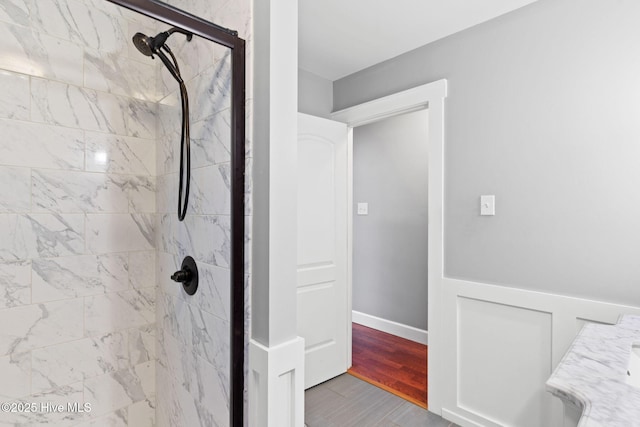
[546,314,640,427]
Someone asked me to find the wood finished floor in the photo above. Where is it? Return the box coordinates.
[349,323,427,407]
[305,374,456,427]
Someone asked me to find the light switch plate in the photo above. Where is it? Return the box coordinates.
[357,203,369,215]
[480,195,495,216]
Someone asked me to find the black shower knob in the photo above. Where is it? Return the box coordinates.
[171,256,199,295]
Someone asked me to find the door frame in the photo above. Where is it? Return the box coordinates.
[331,79,448,413]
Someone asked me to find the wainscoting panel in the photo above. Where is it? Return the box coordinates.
[457,297,553,427]
[439,277,640,427]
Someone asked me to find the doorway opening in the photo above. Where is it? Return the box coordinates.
[299,80,447,423]
[347,109,429,408]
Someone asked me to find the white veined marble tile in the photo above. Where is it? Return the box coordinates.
[0,215,29,260]
[32,170,130,214]
[84,288,155,337]
[190,108,231,168]
[174,215,231,268]
[154,215,174,256]
[0,214,85,261]
[29,0,127,54]
[156,328,228,427]
[127,397,155,427]
[0,381,86,426]
[187,56,231,124]
[157,214,231,267]
[127,175,156,213]
[156,94,181,175]
[31,79,156,139]
[192,262,230,322]
[245,157,253,216]
[31,78,128,134]
[31,330,130,394]
[0,166,30,213]
[190,351,229,427]
[128,251,155,290]
[0,260,31,309]
[244,99,253,158]
[159,292,229,381]
[83,360,155,419]
[0,298,84,356]
[189,163,231,215]
[0,20,83,85]
[0,118,84,170]
[126,98,157,140]
[71,408,128,427]
[31,253,129,303]
[188,304,230,372]
[86,213,154,254]
[0,70,29,120]
[156,292,193,350]
[156,334,200,426]
[85,131,155,176]
[84,48,157,102]
[128,323,155,365]
[0,351,30,399]
[244,216,252,271]
[155,174,177,215]
[0,0,30,27]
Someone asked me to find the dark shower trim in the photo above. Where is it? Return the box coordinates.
[105,1,246,426]
[108,0,239,47]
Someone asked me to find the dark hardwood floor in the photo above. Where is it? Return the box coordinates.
[348,322,428,408]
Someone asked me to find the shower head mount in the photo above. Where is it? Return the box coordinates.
[132,27,193,59]
[131,26,193,222]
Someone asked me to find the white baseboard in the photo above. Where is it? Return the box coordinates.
[352,310,428,345]
[249,337,305,427]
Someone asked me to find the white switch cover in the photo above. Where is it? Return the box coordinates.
[480,195,495,216]
[357,203,369,215]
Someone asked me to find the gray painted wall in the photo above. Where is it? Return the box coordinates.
[353,110,429,330]
[298,68,333,118]
[335,0,640,307]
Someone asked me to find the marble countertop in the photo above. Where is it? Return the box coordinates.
[546,315,640,427]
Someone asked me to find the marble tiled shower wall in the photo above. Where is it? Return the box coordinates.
[154,24,234,427]
[154,0,252,425]
[0,1,157,425]
[0,0,252,425]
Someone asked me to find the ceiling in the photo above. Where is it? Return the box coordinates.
[299,0,539,81]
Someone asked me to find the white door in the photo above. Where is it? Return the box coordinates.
[297,113,349,389]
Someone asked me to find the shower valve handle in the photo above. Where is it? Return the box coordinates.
[171,268,192,283]
[170,256,199,296]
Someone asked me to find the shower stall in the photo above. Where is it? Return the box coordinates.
[0,0,248,425]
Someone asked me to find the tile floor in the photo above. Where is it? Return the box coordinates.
[305,374,458,427]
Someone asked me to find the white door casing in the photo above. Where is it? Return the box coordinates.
[332,80,447,413]
[297,113,349,389]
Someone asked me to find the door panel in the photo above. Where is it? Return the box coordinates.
[297,113,348,389]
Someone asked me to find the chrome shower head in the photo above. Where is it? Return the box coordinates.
[132,32,154,57]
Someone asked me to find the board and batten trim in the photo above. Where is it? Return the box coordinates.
[440,276,640,427]
[352,310,428,345]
